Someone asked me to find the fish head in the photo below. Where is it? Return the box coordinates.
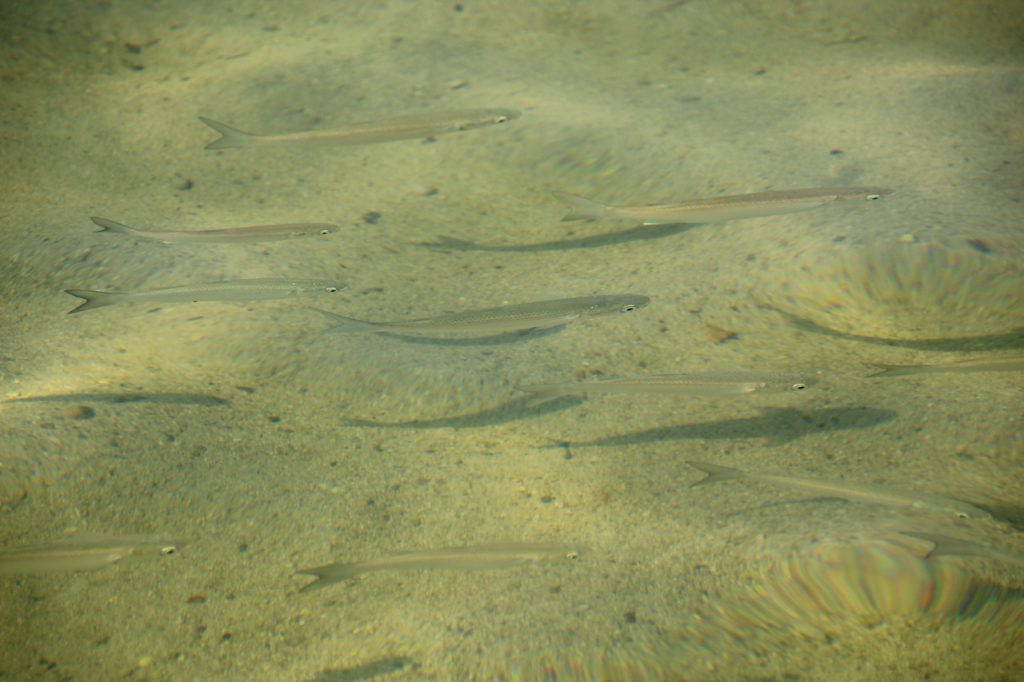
[300,280,345,294]
[456,109,522,130]
[951,502,994,523]
[858,187,895,202]
[590,295,651,315]
[755,375,817,393]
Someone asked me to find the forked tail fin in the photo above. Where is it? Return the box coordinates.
[687,461,747,486]
[306,307,380,333]
[297,562,362,592]
[64,289,123,314]
[552,192,609,221]
[515,383,571,408]
[90,217,139,236]
[199,116,254,149]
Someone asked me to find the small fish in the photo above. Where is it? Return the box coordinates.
[65,278,342,314]
[92,217,338,244]
[687,461,991,521]
[554,187,892,225]
[309,294,649,337]
[298,542,577,592]
[0,533,182,574]
[868,353,1024,377]
[517,371,812,404]
[200,108,521,150]
[900,531,1024,566]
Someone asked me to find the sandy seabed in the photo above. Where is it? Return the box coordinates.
[1,1,1022,680]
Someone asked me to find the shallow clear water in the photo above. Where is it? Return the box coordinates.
[1,1,1022,680]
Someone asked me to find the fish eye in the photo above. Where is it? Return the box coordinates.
[791,383,807,391]
[495,115,509,123]
[957,512,969,519]
[325,286,339,293]
[866,194,882,201]
[319,229,330,236]
[160,545,177,555]
[622,304,638,312]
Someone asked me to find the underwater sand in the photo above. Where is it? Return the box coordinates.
[1,1,1022,680]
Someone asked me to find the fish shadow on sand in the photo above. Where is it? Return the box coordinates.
[321,324,566,347]
[4,392,230,406]
[555,406,897,447]
[343,395,584,429]
[308,656,416,682]
[416,221,700,253]
[775,310,1024,351]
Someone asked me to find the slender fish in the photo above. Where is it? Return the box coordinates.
[900,531,1024,566]
[298,542,577,592]
[0,533,182,574]
[310,294,649,337]
[518,371,812,403]
[200,108,521,150]
[554,187,892,225]
[687,461,991,521]
[92,217,338,244]
[868,352,1024,377]
[65,278,343,314]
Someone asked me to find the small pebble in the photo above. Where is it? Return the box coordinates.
[704,325,737,344]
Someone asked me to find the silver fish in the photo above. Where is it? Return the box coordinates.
[65,278,342,314]
[298,542,577,592]
[0,533,182,574]
[900,531,1024,566]
[868,353,1024,377]
[688,461,991,521]
[518,371,812,403]
[92,216,337,244]
[310,294,649,337]
[200,108,521,150]
[554,187,892,225]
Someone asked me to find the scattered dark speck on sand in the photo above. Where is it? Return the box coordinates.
[964,238,992,254]
[362,211,382,225]
[62,405,96,420]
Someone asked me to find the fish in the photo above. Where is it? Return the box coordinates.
[900,531,1024,566]
[0,533,182,574]
[517,371,812,404]
[309,295,649,337]
[297,542,578,592]
[554,187,892,225]
[200,108,521,150]
[91,216,338,244]
[64,278,343,314]
[867,352,1024,377]
[687,461,991,521]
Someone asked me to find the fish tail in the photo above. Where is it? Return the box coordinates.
[687,461,746,487]
[64,289,122,314]
[865,363,921,377]
[199,116,253,149]
[515,383,566,407]
[553,192,609,221]
[297,562,362,592]
[90,217,138,236]
[307,307,380,333]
